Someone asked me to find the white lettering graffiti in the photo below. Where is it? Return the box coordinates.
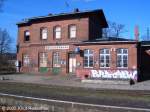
[91,70,137,80]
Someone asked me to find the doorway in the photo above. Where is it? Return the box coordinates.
[68,53,76,73]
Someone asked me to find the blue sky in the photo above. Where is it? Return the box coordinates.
[0,0,150,52]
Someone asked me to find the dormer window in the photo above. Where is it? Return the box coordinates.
[24,30,30,42]
[41,28,48,40]
[69,25,76,38]
[54,26,61,39]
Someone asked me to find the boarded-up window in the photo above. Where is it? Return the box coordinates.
[53,52,61,67]
[39,53,48,67]
[23,54,30,66]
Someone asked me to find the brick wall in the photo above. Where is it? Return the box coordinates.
[18,18,90,45]
[17,15,138,77]
[17,16,105,73]
[76,43,137,70]
[17,41,138,75]
[75,43,138,79]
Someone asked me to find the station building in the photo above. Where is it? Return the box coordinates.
[17,9,150,81]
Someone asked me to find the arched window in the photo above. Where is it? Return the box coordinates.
[100,49,110,68]
[69,25,76,38]
[24,30,30,41]
[54,26,61,39]
[83,49,93,68]
[41,28,48,40]
[116,48,128,68]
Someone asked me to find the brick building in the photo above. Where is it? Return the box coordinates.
[17,9,150,81]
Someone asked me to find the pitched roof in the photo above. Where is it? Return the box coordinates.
[17,9,108,27]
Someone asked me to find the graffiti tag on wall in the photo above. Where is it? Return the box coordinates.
[91,70,137,80]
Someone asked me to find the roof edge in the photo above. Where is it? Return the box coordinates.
[17,9,106,26]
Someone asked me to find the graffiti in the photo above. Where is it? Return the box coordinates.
[91,70,137,80]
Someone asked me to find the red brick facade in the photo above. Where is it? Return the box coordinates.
[17,9,139,81]
[75,42,138,80]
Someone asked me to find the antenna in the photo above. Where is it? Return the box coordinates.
[64,1,71,13]
[134,25,139,41]
[147,27,149,41]
[65,1,69,8]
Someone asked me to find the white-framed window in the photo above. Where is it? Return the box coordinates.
[69,25,76,38]
[100,49,110,68]
[41,28,48,40]
[24,30,30,41]
[23,54,30,66]
[39,53,48,67]
[53,52,61,67]
[54,26,61,39]
[83,49,94,68]
[117,48,128,68]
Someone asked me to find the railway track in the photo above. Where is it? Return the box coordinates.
[0,81,149,109]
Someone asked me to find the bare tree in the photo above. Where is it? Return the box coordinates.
[0,28,15,73]
[102,28,111,38]
[103,21,127,38]
[0,28,11,54]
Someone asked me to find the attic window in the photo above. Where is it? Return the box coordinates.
[24,30,30,42]
[54,26,61,39]
[69,25,77,38]
[41,28,48,40]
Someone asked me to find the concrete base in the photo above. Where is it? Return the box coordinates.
[82,79,130,85]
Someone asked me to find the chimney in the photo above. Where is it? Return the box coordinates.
[74,8,79,13]
[134,25,139,41]
[48,13,53,16]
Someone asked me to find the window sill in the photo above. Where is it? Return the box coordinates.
[53,66,61,68]
[100,67,111,69]
[69,37,76,39]
[83,67,94,69]
[24,41,30,43]
[41,39,48,40]
[117,67,128,69]
[54,38,61,40]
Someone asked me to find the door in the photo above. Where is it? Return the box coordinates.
[69,53,76,73]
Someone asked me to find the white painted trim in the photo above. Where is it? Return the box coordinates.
[100,67,111,69]
[0,93,149,111]
[83,67,93,69]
